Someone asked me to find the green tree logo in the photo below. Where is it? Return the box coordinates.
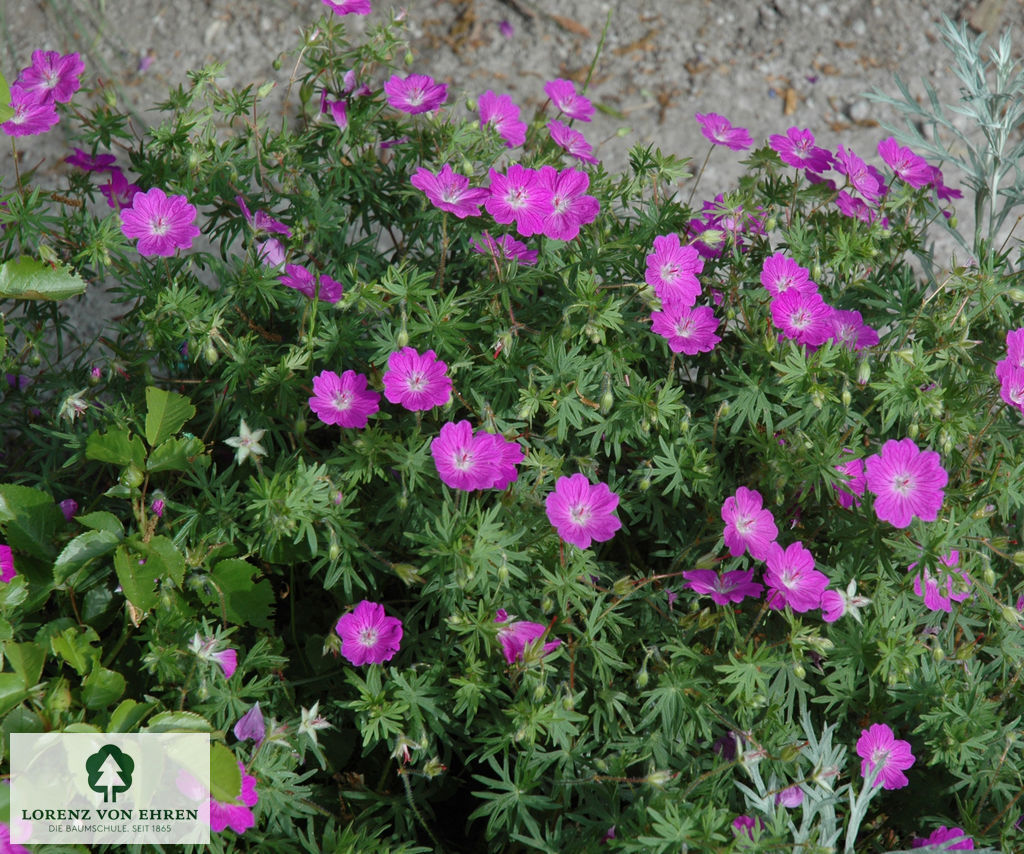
[85,744,134,803]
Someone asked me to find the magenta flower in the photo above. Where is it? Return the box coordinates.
[732,815,764,840]
[322,0,371,14]
[384,73,447,114]
[279,264,342,303]
[927,165,962,201]
[864,438,947,528]
[325,99,348,130]
[645,233,703,308]
[835,190,877,224]
[16,50,84,103]
[721,487,778,560]
[650,304,721,355]
[212,648,237,679]
[830,309,879,350]
[545,474,622,550]
[151,497,165,518]
[681,568,763,605]
[0,823,29,854]
[877,136,932,188]
[308,369,380,428]
[1,85,60,136]
[120,187,200,257]
[66,148,117,172]
[998,363,1024,412]
[410,164,489,219]
[834,455,866,509]
[485,165,553,238]
[474,432,525,490]
[764,541,829,613]
[100,169,141,211]
[383,347,452,411]
[695,112,753,150]
[1005,328,1024,369]
[210,762,259,833]
[856,723,915,790]
[760,252,814,298]
[59,498,78,521]
[236,196,291,237]
[537,165,600,240]
[495,610,560,663]
[0,545,15,583]
[430,421,498,491]
[775,786,804,808]
[470,232,538,266]
[909,550,971,613]
[256,238,285,268]
[190,634,237,678]
[335,600,403,666]
[912,827,974,850]
[769,127,833,173]
[233,703,265,746]
[544,78,593,122]
[479,90,527,148]
[820,589,845,622]
[835,145,884,204]
[770,288,835,347]
[547,120,599,165]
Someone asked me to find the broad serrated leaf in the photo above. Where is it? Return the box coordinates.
[50,626,101,676]
[113,536,185,612]
[108,699,157,733]
[0,484,61,561]
[146,434,208,473]
[0,673,28,717]
[53,529,121,583]
[74,511,124,536]
[85,429,147,468]
[81,667,126,709]
[0,256,86,301]
[144,387,196,447]
[210,742,242,803]
[206,559,275,629]
[143,710,214,733]
[3,642,45,688]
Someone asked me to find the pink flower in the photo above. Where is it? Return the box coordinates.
[856,722,915,790]
[909,550,971,613]
[212,648,237,679]
[256,238,285,268]
[545,474,622,550]
[308,369,380,428]
[334,600,403,666]
[544,78,593,122]
[695,112,753,150]
[66,148,117,171]
[0,545,15,583]
[382,347,452,411]
[537,165,600,241]
[645,234,703,308]
[279,264,342,303]
[494,610,560,663]
[834,455,866,509]
[1005,328,1024,369]
[0,822,30,853]
[547,120,599,165]
[830,309,879,350]
[151,498,165,518]
[775,786,804,808]
[233,703,265,746]
[322,0,372,14]
[485,165,553,238]
[998,363,1024,412]
[16,50,84,103]
[769,127,833,173]
[190,634,238,678]
[100,169,141,211]
[479,90,527,148]
[59,499,78,521]
[835,190,876,223]
[650,304,721,354]
[835,145,884,204]
[326,98,348,130]
[384,73,447,114]
[864,438,947,528]
[430,421,498,491]
[764,542,829,612]
[1,85,60,136]
[236,195,291,237]
[470,232,538,266]
[912,826,974,850]
[760,252,814,298]
[721,487,778,560]
[411,164,489,219]
[770,288,834,347]
[877,136,932,188]
[210,762,259,833]
[120,187,201,257]
[732,815,764,840]
[927,165,962,201]
[682,568,763,605]
[820,589,845,622]
[474,432,525,490]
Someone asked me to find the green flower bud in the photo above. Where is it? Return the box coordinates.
[600,389,614,415]
[404,50,415,66]
[1012,551,1024,567]
[635,668,649,689]
[396,328,410,348]
[203,343,219,365]
[982,566,996,586]
[541,596,553,613]
[841,385,852,407]
[793,662,806,679]
[811,389,825,410]
[932,645,945,663]
[1001,606,1020,626]
[856,359,871,386]
[948,215,957,229]
[533,683,546,702]
[119,464,144,489]
[1008,288,1024,303]
[644,770,675,787]
[612,576,634,597]
[908,422,919,439]
[638,477,652,492]
[780,743,802,763]
[294,417,307,437]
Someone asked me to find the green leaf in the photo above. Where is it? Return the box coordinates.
[108,699,157,733]
[0,256,86,301]
[0,673,28,717]
[63,723,103,733]
[85,429,147,469]
[53,529,121,583]
[81,667,126,709]
[50,626,101,676]
[3,642,45,688]
[0,71,13,124]
[113,536,184,612]
[210,742,242,803]
[144,387,195,447]
[206,559,275,629]
[146,434,208,473]
[0,484,62,560]
[74,511,125,536]
[143,710,214,733]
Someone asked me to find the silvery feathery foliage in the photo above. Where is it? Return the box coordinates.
[867,16,1024,262]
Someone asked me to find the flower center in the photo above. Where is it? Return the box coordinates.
[332,390,353,412]
[675,317,696,338]
[891,472,915,496]
[505,187,528,210]
[150,215,169,236]
[453,450,474,472]
[406,371,426,392]
[569,502,592,526]
[790,309,810,330]
[870,746,891,768]
[406,87,424,106]
[358,627,378,648]
[734,513,753,535]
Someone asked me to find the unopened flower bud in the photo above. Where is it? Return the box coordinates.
[841,385,852,407]
[423,757,446,779]
[635,667,649,689]
[638,477,652,492]
[541,597,553,613]
[1012,551,1024,567]
[533,683,546,702]
[932,645,945,662]
[856,359,871,386]
[1001,606,1020,626]
[810,389,824,410]
[780,743,802,762]
[612,576,634,597]
[908,422,919,439]
[793,662,806,679]
[982,566,996,586]
[600,390,614,415]
[1008,288,1024,303]
[404,50,415,66]
[119,465,144,489]
[396,328,410,348]
[203,343,219,365]
[644,770,675,787]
